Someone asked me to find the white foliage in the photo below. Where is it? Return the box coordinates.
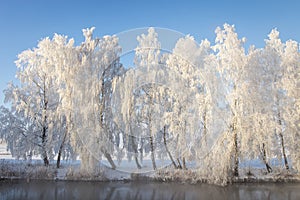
[1,24,299,184]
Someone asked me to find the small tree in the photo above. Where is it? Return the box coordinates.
[0,105,36,160]
[7,38,64,166]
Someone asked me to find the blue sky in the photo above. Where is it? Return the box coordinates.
[1,0,300,105]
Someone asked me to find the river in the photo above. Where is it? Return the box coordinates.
[0,180,299,200]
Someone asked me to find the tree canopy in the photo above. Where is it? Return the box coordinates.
[1,24,299,185]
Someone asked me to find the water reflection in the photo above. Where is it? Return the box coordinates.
[0,180,299,200]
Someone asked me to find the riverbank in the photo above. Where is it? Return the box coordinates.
[1,159,300,186]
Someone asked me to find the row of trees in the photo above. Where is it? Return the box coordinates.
[0,25,299,183]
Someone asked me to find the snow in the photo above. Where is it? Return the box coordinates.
[0,142,11,159]
[1,148,299,186]
[1,140,299,185]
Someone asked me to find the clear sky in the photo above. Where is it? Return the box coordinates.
[1,0,300,106]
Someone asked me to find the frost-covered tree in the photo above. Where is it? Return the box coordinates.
[133,27,162,170]
[0,105,36,160]
[133,84,183,169]
[264,29,290,170]
[44,34,78,168]
[1,33,87,168]
[112,70,142,169]
[134,27,161,69]
[241,46,277,173]
[5,37,64,166]
[73,27,123,171]
[113,28,183,170]
[212,24,247,177]
[165,35,210,169]
[281,39,300,171]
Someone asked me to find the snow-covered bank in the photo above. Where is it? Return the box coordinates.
[1,159,300,186]
[1,143,299,185]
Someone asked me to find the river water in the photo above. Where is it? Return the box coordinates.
[0,180,299,200]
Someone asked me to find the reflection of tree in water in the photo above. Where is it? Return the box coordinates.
[1,181,300,199]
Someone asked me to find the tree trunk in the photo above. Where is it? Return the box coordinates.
[127,91,142,169]
[232,99,239,177]
[277,111,289,170]
[148,109,156,170]
[233,133,239,176]
[57,126,68,168]
[42,81,49,166]
[275,94,290,171]
[99,75,116,170]
[149,135,157,170]
[233,126,239,177]
[56,150,62,169]
[100,73,106,127]
[134,155,142,169]
[139,137,144,165]
[42,125,49,166]
[182,157,187,170]
[130,135,142,169]
[177,158,182,169]
[262,143,272,173]
[202,105,208,147]
[43,156,49,166]
[104,151,116,170]
[163,126,177,168]
[279,132,289,170]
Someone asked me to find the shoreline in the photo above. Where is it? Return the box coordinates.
[1,168,300,186]
[1,158,300,186]
[1,176,300,186]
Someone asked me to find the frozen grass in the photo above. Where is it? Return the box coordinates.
[237,167,300,183]
[153,163,300,186]
[65,165,107,181]
[0,157,300,186]
[0,159,55,180]
[155,167,199,184]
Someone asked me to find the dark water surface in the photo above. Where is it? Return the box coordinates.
[0,180,300,200]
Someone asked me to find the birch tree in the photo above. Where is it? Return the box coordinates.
[264,29,290,170]
[281,39,300,171]
[213,24,247,177]
[46,34,78,168]
[6,38,62,165]
[0,105,37,160]
[73,27,123,171]
[133,27,161,170]
[241,46,276,173]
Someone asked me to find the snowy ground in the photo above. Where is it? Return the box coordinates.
[0,142,11,160]
[1,142,300,185]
